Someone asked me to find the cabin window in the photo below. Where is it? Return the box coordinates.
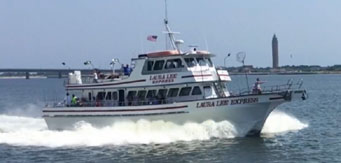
[157,89,168,98]
[196,57,206,66]
[147,61,154,71]
[165,58,184,69]
[185,58,196,67]
[137,90,147,100]
[106,91,112,100]
[146,90,157,98]
[112,92,118,100]
[179,87,192,96]
[205,58,213,67]
[153,60,165,71]
[192,86,202,95]
[204,86,217,98]
[96,92,106,100]
[127,91,137,99]
[167,88,179,97]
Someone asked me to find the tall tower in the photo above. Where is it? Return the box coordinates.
[272,34,279,69]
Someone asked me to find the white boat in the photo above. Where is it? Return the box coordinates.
[42,5,307,136]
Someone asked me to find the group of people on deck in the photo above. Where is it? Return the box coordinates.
[64,93,80,107]
[64,77,265,107]
[92,64,132,83]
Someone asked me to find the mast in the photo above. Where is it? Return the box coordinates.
[164,0,168,50]
[164,0,181,53]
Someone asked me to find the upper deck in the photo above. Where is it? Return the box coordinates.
[66,50,231,90]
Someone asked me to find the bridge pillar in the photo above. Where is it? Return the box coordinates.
[25,72,30,79]
[58,72,62,78]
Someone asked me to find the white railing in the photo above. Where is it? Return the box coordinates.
[232,79,304,96]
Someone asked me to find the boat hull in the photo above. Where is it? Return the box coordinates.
[43,91,305,136]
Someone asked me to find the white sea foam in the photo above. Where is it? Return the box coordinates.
[261,110,308,134]
[0,110,308,147]
[0,115,47,132]
[0,115,239,147]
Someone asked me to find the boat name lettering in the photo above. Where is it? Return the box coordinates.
[196,98,258,108]
[196,100,229,108]
[150,74,177,84]
[230,98,258,105]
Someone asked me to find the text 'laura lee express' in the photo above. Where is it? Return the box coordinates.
[196,97,259,108]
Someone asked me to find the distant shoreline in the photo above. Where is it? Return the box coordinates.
[0,76,47,79]
[0,71,340,79]
[229,71,341,75]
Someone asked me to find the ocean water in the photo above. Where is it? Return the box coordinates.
[0,74,340,162]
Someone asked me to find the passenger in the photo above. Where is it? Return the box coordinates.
[64,93,72,107]
[169,62,176,68]
[153,96,160,105]
[147,96,154,105]
[95,98,102,107]
[122,64,128,75]
[123,64,132,76]
[132,95,138,106]
[71,94,77,106]
[253,78,265,94]
[93,70,98,83]
[79,97,86,107]
[157,93,166,104]
[127,95,133,106]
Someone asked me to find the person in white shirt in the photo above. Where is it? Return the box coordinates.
[64,93,72,107]
[253,78,265,94]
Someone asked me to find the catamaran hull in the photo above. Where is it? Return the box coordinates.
[43,91,305,136]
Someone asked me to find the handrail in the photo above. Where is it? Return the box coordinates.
[47,79,305,108]
[45,99,179,108]
[233,79,304,96]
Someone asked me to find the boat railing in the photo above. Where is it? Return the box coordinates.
[233,79,304,96]
[45,98,181,108]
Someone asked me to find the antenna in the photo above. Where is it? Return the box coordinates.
[165,0,168,22]
[236,52,250,92]
[204,36,209,51]
[164,0,168,50]
[110,58,120,74]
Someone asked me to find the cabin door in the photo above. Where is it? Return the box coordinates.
[118,90,125,106]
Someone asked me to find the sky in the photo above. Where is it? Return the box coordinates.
[0,0,340,69]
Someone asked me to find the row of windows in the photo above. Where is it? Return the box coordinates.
[91,86,208,101]
[94,91,118,101]
[146,57,213,71]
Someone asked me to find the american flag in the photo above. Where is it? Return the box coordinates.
[147,35,158,42]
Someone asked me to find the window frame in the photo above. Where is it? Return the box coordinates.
[153,60,165,71]
[167,88,179,97]
[146,90,157,98]
[184,58,196,68]
[179,87,192,96]
[147,60,154,71]
[191,86,202,95]
[112,92,118,101]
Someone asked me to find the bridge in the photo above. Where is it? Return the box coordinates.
[0,68,113,79]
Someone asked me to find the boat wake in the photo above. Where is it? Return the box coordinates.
[0,110,308,147]
[261,110,308,134]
